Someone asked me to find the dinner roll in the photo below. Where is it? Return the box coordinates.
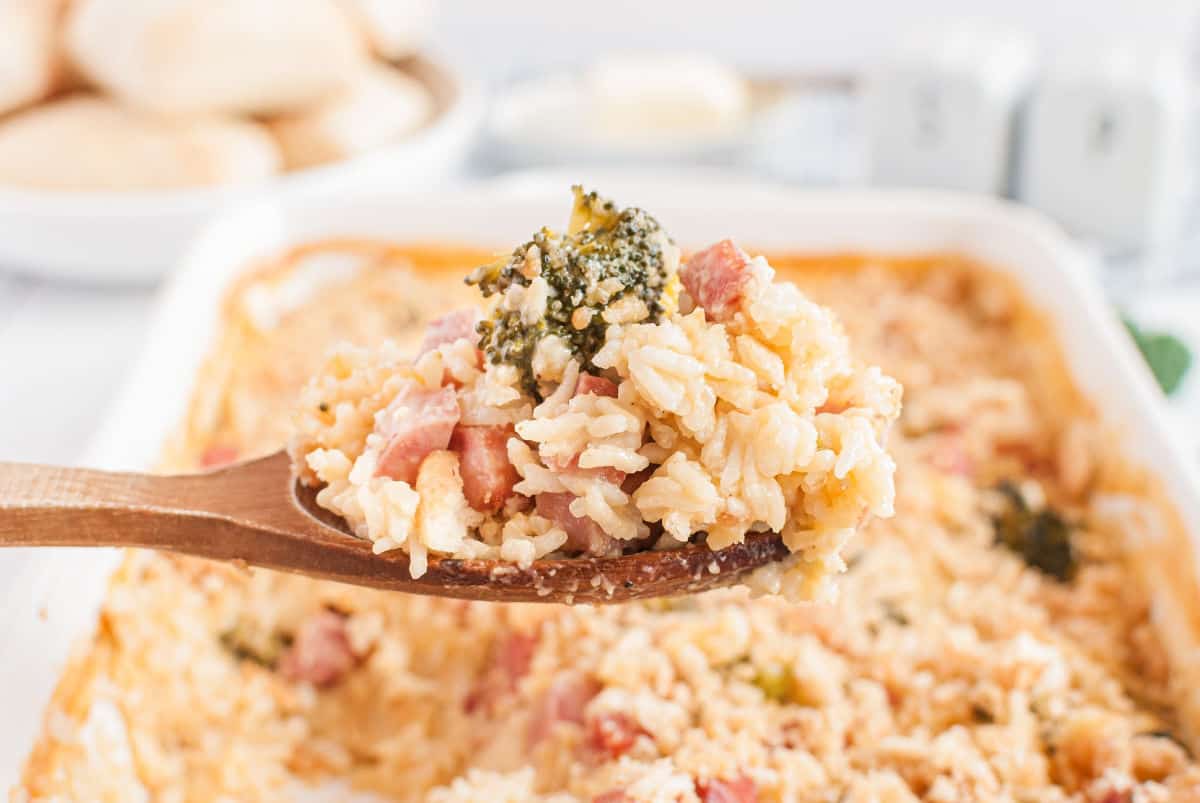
[268,64,432,169]
[65,0,367,115]
[0,0,67,114]
[337,0,434,60]
[0,96,281,190]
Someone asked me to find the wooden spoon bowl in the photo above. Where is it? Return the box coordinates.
[0,451,789,604]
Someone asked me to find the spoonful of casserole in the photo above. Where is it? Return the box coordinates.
[0,187,900,603]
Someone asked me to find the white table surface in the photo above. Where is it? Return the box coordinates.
[1,259,1197,469]
[0,276,153,465]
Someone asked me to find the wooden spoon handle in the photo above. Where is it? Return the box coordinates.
[0,460,228,549]
[0,454,428,591]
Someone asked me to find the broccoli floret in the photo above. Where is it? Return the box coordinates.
[466,186,677,398]
[991,481,1077,582]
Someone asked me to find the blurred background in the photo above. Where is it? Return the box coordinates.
[0,0,1197,464]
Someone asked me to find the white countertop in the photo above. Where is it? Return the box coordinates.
[0,276,153,465]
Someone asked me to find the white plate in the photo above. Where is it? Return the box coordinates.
[4,174,1199,789]
[0,54,483,284]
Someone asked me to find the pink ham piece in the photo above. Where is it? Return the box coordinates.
[680,239,752,323]
[494,630,538,681]
[592,792,630,803]
[575,372,618,398]
[418,308,482,357]
[536,492,618,557]
[200,445,239,468]
[586,711,646,759]
[464,630,539,714]
[696,776,759,803]
[373,382,460,484]
[450,425,520,513]
[527,670,601,747]
[278,610,359,689]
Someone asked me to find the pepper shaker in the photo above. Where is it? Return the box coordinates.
[862,22,1037,195]
[1018,43,1194,256]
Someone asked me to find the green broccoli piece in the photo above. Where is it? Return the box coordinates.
[991,481,1077,582]
[466,186,676,398]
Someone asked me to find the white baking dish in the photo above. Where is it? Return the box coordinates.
[4,174,1199,789]
[0,54,482,284]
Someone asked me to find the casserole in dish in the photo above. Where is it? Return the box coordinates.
[9,179,1200,801]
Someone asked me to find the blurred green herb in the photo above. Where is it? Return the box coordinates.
[751,665,820,706]
[752,665,796,703]
[1124,317,1192,396]
[219,622,292,668]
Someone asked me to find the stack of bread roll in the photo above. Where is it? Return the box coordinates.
[0,0,435,190]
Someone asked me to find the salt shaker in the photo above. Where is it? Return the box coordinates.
[862,23,1037,195]
[1018,43,1194,255]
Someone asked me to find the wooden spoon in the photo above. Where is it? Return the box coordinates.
[0,452,789,604]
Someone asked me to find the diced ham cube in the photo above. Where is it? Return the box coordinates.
[586,711,646,759]
[278,610,359,689]
[680,239,751,322]
[527,670,601,747]
[575,372,618,398]
[464,630,539,714]
[495,630,538,680]
[592,791,631,803]
[373,382,460,484]
[536,492,618,557]
[200,445,239,468]
[450,425,520,513]
[696,776,759,803]
[418,308,481,357]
